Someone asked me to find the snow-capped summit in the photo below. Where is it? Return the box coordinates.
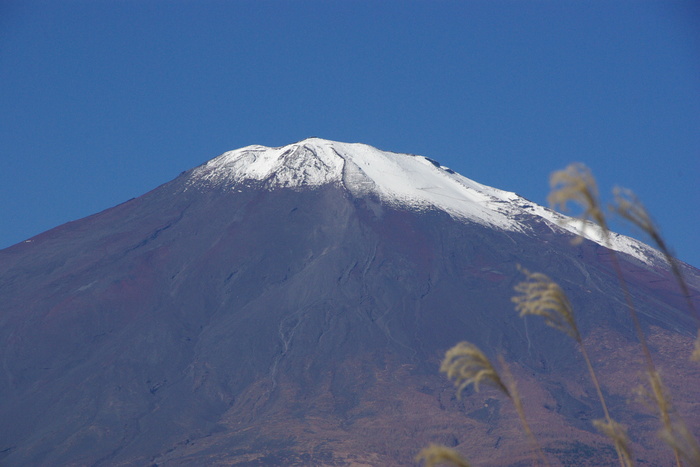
[189,138,518,226]
[188,138,662,265]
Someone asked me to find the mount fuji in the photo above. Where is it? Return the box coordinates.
[0,138,697,466]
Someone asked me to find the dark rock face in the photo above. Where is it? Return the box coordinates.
[0,174,698,466]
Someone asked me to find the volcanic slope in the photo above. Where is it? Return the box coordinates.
[0,138,698,466]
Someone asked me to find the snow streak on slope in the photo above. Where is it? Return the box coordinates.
[188,138,663,265]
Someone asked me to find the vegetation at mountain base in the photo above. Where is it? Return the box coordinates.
[418,163,700,466]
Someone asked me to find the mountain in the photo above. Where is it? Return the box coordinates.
[0,138,698,466]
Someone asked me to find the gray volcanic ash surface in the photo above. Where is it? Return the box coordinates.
[0,139,698,466]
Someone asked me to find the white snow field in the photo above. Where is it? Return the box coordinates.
[189,138,663,265]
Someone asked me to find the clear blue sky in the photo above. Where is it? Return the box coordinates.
[2,1,699,267]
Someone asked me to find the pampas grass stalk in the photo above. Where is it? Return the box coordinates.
[660,421,700,466]
[416,444,471,467]
[513,266,632,467]
[648,369,700,466]
[498,355,549,466]
[593,419,633,465]
[438,342,549,466]
[548,163,693,466]
[611,187,690,306]
[612,186,700,362]
[441,342,509,397]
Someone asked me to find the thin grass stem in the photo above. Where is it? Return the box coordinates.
[498,355,550,467]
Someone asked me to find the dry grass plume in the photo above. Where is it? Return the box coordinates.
[437,342,548,466]
[415,444,471,467]
[513,266,632,467]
